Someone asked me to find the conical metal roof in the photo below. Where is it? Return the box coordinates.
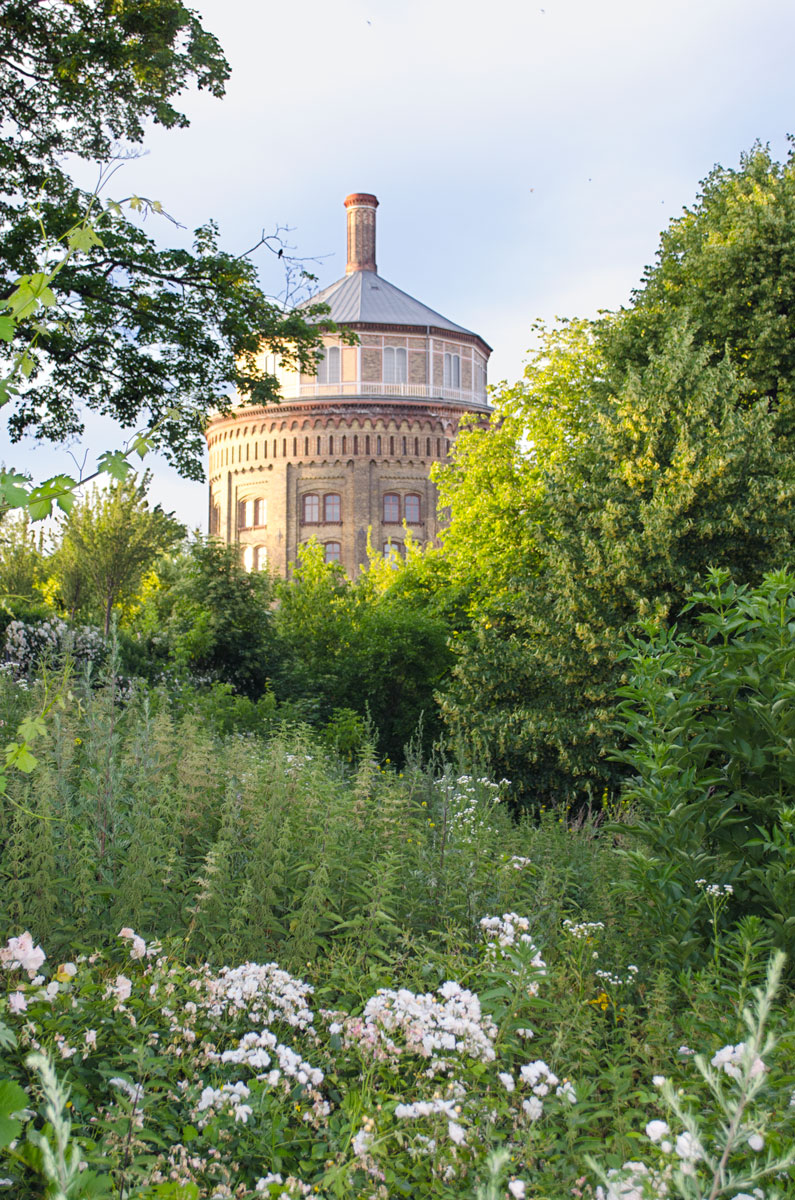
[309,269,478,337]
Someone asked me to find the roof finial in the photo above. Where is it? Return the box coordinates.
[344,193,378,274]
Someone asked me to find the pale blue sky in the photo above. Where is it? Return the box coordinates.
[4,0,795,528]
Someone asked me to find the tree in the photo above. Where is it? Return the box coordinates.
[601,142,795,418]
[137,536,277,697]
[438,324,795,805]
[0,510,45,607]
[0,0,331,476]
[54,475,184,634]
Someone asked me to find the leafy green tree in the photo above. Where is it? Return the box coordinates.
[0,511,46,607]
[271,543,452,760]
[0,0,330,476]
[439,326,795,804]
[602,142,795,418]
[53,475,184,634]
[138,536,277,697]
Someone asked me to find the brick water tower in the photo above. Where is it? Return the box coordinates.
[205,193,491,576]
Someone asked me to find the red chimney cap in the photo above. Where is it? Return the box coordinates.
[344,193,379,208]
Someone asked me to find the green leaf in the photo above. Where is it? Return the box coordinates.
[5,742,38,773]
[97,450,133,481]
[0,315,14,342]
[0,1078,30,1149]
[67,226,104,253]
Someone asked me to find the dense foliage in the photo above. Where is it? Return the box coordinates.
[434,145,795,802]
[0,0,330,476]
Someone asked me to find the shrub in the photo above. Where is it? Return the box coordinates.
[613,568,795,967]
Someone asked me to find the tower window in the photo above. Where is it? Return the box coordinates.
[426,437,431,456]
[317,346,341,384]
[293,437,297,456]
[377,435,382,455]
[302,493,320,523]
[383,493,400,523]
[402,436,407,455]
[317,435,321,454]
[405,494,421,524]
[365,435,371,454]
[383,346,407,384]
[304,437,309,455]
[324,541,341,563]
[443,352,461,389]
[389,436,395,456]
[324,493,341,523]
[329,435,334,455]
[353,434,359,455]
[342,435,347,454]
[383,540,403,560]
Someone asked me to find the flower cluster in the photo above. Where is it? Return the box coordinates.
[202,962,316,1031]
[2,618,105,678]
[562,919,605,940]
[1,930,45,976]
[710,1042,766,1082]
[695,879,734,898]
[342,980,497,1072]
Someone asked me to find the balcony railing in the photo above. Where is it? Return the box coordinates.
[277,381,488,406]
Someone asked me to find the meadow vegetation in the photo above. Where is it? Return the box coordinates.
[1,5,795,1195]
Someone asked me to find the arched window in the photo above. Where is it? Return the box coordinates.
[383,346,407,384]
[302,493,320,523]
[377,435,382,455]
[426,437,431,456]
[404,494,421,524]
[317,435,321,454]
[389,436,395,455]
[329,435,334,455]
[257,546,267,570]
[383,540,403,561]
[243,545,256,572]
[353,434,359,455]
[304,437,309,455]
[443,352,461,388]
[383,493,400,523]
[365,435,371,454]
[317,346,341,384]
[324,493,341,522]
[293,437,297,456]
[324,542,341,563]
[254,499,266,526]
[341,435,347,454]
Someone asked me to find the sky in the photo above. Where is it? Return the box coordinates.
[4,0,795,529]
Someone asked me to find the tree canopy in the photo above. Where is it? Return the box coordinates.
[434,145,795,804]
[0,0,330,477]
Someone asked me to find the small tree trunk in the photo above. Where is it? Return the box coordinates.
[104,593,113,637]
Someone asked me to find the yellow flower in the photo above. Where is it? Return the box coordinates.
[56,962,77,983]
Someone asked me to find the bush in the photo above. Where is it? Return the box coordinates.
[613,568,795,967]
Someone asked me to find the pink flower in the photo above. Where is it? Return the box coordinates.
[8,991,27,1013]
[1,931,46,976]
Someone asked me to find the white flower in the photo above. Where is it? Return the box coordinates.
[498,1072,515,1092]
[0,931,46,976]
[645,1120,670,1143]
[652,1075,665,1087]
[522,1096,542,1120]
[447,1120,466,1145]
[8,991,27,1013]
[675,1131,703,1162]
[747,1133,764,1152]
[508,1182,527,1198]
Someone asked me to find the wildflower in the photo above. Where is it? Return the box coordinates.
[448,1120,466,1145]
[56,962,77,982]
[8,991,27,1014]
[498,1071,515,1092]
[747,1133,764,1152]
[645,1120,669,1143]
[675,1131,703,1162]
[0,931,46,976]
[508,1182,526,1198]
